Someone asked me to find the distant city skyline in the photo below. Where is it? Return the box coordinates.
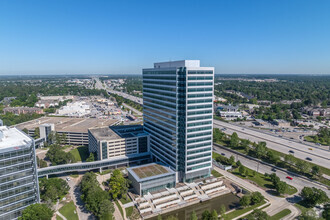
[1,0,330,75]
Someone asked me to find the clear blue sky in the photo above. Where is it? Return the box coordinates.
[1,0,330,75]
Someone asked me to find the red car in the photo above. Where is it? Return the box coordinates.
[286,176,293,180]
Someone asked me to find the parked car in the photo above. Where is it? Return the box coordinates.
[289,150,294,154]
[286,176,293,180]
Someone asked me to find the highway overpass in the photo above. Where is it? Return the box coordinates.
[37,153,151,177]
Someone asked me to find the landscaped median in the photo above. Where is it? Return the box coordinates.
[269,209,292,220]
[213,152,298,196]
[224,200,268,220]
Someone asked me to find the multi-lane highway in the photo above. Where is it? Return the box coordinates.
[213,145,330,196]
[93,77,143,104]
[214,120,330,168]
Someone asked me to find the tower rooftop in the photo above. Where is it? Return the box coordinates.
[0,126,32,150]
[154,60,200,68]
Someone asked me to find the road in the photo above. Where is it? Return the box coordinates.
[122,103,142,116]
[214,120,330,168]
[93,77,143,104]
[213,145,330,196]
[213,166,300,219]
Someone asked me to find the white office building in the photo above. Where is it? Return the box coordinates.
[143,60,214,182]
[0,126,40,220]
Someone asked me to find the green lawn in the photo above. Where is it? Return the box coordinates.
[269,209,291,220]
[120,196,131,204]
[115,200,124,218]
[59,201,78,220]
[211,169,223,178]
[126,206,133,217]
[56,215,63,220]
[69,146,89,162]
[231,167,297,196]
[224,200,267,220]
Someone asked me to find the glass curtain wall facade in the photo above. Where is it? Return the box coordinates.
[143,60,214,182]
[0,128,39,220]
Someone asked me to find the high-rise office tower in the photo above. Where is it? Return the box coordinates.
[143,60,214,182]
[0,126,40,220]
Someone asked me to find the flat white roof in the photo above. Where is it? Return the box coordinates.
[0,126,32,149]
[154,60,200,68]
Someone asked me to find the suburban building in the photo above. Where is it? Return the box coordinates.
[215,104,242,118]
[127,163,176,195]
[16,117,119,145]
[88,125,149,160]
[273,119,291,127]
[56,101,90,117]
[143,60,214,182]
[3,107,43,115]
[0,126,40,220]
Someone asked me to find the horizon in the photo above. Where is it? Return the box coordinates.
[1,0,330,75]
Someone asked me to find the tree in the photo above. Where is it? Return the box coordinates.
[246,209,269,220]
[211,209,218,220]
[190,211,198,220]
[236,160,242,167]
[86,153,95,162]
[230,132,239,148]
[322,203,330,219]
[311,166,321,177]
[219,205,226,219]
[19,203,54,220]
[239,165,246,175]
[157,215,162,220]
[267,151,280,164]
[39,177,69,202]
[269,173,280,185]
[255,142,268,158]
[300,187,329,207]
[240,195,251,207]
[245,169,249,177]
[80,172,114,218]
[202,210,211,220]
[251,192,264,204]
[241,139,250,153]
[46,144,76,165]
[98,200,115,219]
[296,160,310,174]
[284,154,296,165]
[108,169,129,200]
[34,127,40,139]
[229,155,235,165]
[274,181,288,195]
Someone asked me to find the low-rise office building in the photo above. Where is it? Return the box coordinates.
[88,125,149,160]
[0,126,39,220]
[16,117,119,145]
[127,163,176,195]
[3,107,44,115]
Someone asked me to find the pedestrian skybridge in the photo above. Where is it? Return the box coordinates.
[37,153,151,177]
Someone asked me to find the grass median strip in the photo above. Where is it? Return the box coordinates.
[269,209,291,220]
[224,200,266,220]
[115,200,124,218]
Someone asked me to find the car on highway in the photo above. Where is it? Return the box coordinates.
[289,150,294,154]
[308,148,313,150]
[221,153,225,156]
[271,168,276,172]
[286,176,293,180]
[306,157,312,161]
